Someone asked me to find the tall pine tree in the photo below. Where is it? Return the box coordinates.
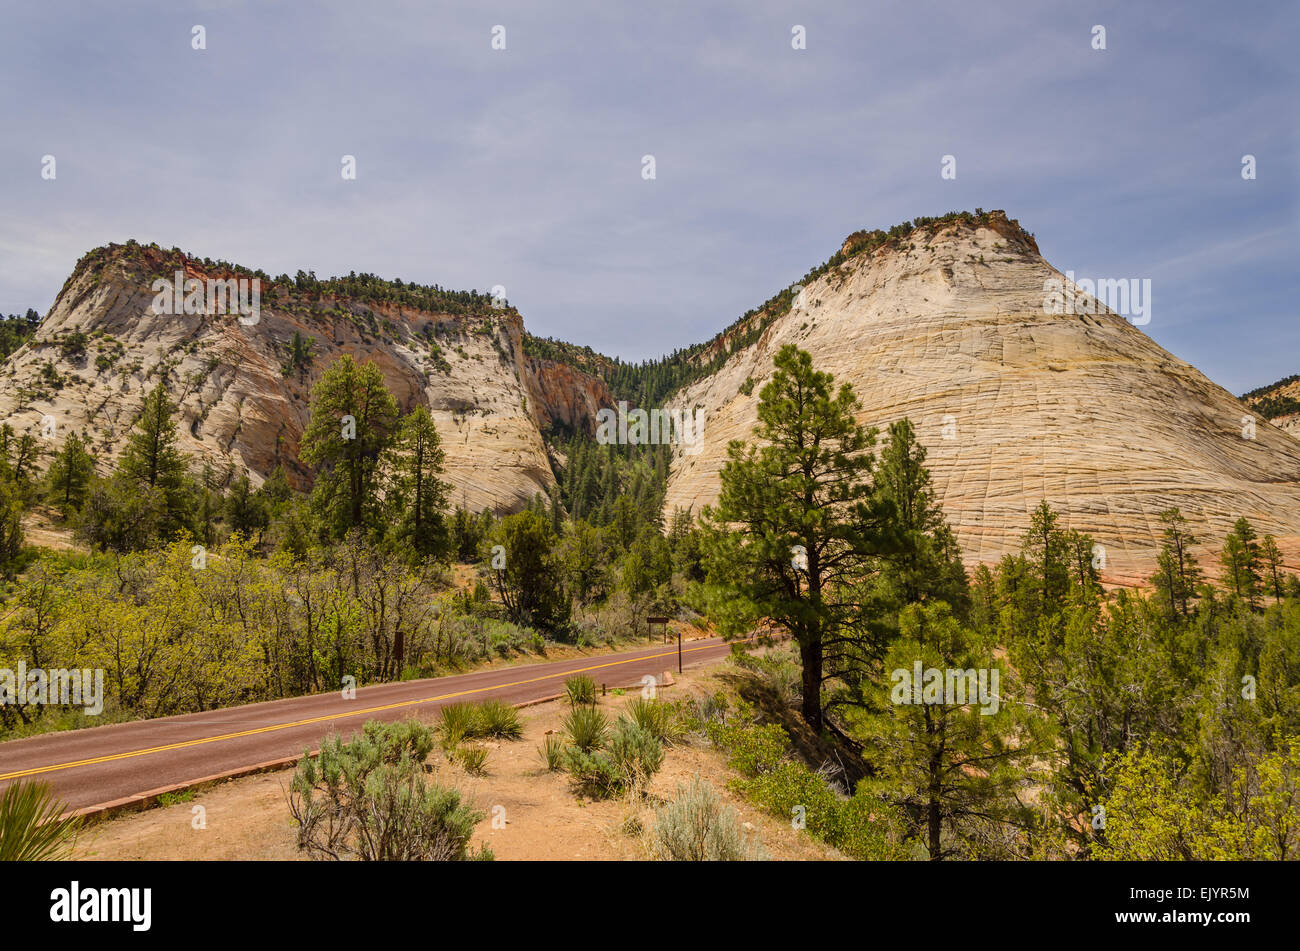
[701,345,888,730]
[300,355,399,538]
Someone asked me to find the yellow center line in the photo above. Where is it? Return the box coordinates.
[0,641,724,782]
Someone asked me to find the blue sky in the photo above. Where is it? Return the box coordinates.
[1,0,1296,393]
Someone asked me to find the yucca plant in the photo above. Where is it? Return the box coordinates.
[456,745,489,776]
[539,733,566,771]
[475,700,522,740]
[0,780,82,861]
[565,675,597,707]
[625,698,684,745]
[563,705,609,753]
[438,702,479,748]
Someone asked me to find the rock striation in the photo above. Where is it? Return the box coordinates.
[661,212,1300,583]
[0,244,612,513]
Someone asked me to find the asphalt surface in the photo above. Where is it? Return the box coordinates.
[0,635,732,814]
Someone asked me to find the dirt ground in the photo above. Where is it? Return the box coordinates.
[21,506,78,551]
[71,661,845,861]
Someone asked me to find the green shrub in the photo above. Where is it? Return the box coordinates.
[834,790,916,861]
[732,761,843,841]
[563,747,621,798]
[563,706,609,753]
[651,775,766,861]
[625,697,684,745]
[288,719,487,861]
[608,717,664,793]
[674,691,729,733]
[565,674,597,707]
[475,699,522,740]
[707,720,789,776]
[695,702,914,858]
[732,651,801,701]
[0,780,82,861]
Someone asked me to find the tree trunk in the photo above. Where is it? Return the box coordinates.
[798,636,823,731]
[928,751,943,860]
[928,792,941,860]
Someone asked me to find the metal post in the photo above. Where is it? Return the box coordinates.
[677,630,682,674]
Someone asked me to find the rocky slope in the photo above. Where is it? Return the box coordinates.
[0,243,612,512]
[7,216,1299,583]
[1243,374,1300,438]
[661,212,1300,584]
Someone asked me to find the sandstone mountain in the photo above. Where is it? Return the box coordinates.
[1243,374,1300,438]
[660,211,1300,585]
[5,214,1299,583]
[0,243,612,512]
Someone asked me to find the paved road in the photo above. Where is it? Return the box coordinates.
[0,636,732,814]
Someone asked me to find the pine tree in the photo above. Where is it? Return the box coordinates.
[1023,501,1070,621]
[8,432,40,491]
[225,474,269,539]
[701,345,887,730]
[856,602,1042,860]
[45,430,95,517]
[1152,507,1201,618]
[0,476,24,578]
[259,464,293,506]
[120,385,186,491]
[197,463,222,546]
[299,355,399,537]
[118,384,191,535]
[385,406,450,560]
[1220,517,1262,607]
[871,418,969,612]
[1259,533,1285,603]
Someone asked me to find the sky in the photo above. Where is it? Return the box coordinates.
[1,0,1296,394]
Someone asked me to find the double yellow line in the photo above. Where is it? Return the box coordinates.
[0,642,721,782]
